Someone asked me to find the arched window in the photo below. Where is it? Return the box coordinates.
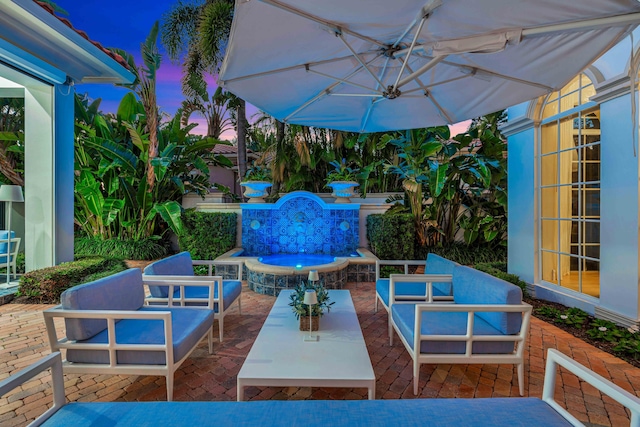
[539,74,600,298]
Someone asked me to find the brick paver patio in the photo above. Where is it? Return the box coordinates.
[1,282,639,426]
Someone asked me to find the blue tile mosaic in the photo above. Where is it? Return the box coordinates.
[242,191,359,256]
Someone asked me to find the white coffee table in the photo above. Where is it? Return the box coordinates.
[237,289,375,401]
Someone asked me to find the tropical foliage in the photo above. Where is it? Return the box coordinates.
[74,91,231,241]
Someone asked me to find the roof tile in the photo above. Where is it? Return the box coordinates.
[33,1,131,72]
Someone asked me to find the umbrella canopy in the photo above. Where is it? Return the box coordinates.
[220,0,640,133]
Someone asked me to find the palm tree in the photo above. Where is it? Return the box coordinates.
[161,0,249,178]
[181,86,236,139]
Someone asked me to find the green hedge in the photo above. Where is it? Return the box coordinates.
[74,237,167,260]
[475,261,528,298]
[366,213,415,260]
[416,243,507,265]
[18,256,128,304]
[178,210,237,260]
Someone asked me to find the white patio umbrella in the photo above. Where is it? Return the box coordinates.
[219,0,640,133]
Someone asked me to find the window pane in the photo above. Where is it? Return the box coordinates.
[542,98,559,118]
[540,154,558,186]
[541,187,557,218]
[541,251,558,284]
[584,222,600,244]
[584,185,600,217]
[541,123,557,154]
[581,84,596,104]
[558,254,576,291]
[541,220,558,251]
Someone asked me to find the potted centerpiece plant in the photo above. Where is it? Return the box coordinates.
[289,280,334,331]
[325,158,360,203]
[240,163,272,203]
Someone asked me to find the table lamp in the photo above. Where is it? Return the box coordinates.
[0,185,23,287]
[303,289,318,342]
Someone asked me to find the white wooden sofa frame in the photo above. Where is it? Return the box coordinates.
[43,280,217,401]
[375,259,454,311]
[379,269,454,338]
[143,259,244,342]
[390,301,533,395]
[2,349,639,427]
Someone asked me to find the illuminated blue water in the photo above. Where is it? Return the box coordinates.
[258,254,336,268]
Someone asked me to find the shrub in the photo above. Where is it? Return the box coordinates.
[416,242,507,265]
[475,262,528,298]
[17,256,128,304]
[367,213,415,260]
[178,210,237,260]
[74,237,167,260]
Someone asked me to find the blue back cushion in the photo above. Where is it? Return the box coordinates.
[144,252,195,297]
[425,253,459,295]
[452,265,522,335]
[61,268,145,341]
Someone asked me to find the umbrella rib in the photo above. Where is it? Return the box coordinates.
[360,55,394,132]
[401,74,470,94]
[220,52,379,84]
[392,16,428,91]
[397,55,446,88]
[307,69,383,95]
[337,34,386,89]
[361,55,393,132]
[256,0,386,48]
[404,63,455,123]
[285,53,383,123]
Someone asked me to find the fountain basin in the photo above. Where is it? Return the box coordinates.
[215,248,378,296]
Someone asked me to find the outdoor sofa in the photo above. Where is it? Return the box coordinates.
[43,268,215,401]
[2,349,639,426]
[390,265,532,395]
[143,251,243,342]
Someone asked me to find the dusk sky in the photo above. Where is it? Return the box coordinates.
[54,0,469,139]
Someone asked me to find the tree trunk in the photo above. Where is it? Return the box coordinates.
[271,119,285,195]
[237,99,248,181]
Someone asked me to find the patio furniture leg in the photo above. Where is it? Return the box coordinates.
[166,373,174,402]
[219,315,224,342]
[238,295,242,315]
[208,326,214,354]
[374,296,378,312]
[388,317,394,346]
[413,360,420,395]
[517,363,524,396]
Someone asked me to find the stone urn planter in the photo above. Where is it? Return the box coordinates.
[327,181,359,203]
[240,181,272,203]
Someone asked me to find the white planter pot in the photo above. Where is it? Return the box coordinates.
[326,181,359,203]
[240,181,272,203]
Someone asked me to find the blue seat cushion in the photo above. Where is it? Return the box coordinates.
[42,398,573,427]
[172,280,242,312]
[65,306,214,365]
[61,269,145,341]
[392,304,515,354]
[145,252,195,297]
[452,265,523,335]
[376,279,450,308]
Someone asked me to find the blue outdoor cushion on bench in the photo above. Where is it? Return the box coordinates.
[391,304,515,354]
[66,306,214,365]
[61,269,145,341]
[452,265,523,335]
[39,397,574,427]
[177,283,242,313]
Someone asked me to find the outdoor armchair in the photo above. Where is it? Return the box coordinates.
[143,252,243,342]
[42,268,215,401]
